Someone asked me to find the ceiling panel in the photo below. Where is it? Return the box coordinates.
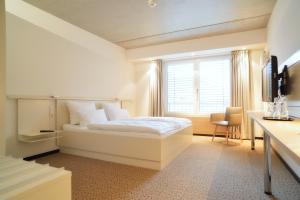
[23,0,276,48]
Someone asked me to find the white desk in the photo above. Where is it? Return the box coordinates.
[248,111,300,195]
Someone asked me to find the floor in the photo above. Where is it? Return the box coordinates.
[36,136,300,200]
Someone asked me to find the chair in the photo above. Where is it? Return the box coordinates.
[210,107,243,144]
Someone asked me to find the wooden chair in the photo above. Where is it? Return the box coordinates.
[210,107,243,144]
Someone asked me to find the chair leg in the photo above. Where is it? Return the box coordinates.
[226,128,229,144]
[239,125,243,143]
[212,125,218,142]
[234,126,237,139]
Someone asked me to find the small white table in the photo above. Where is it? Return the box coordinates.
[248,111,300,195]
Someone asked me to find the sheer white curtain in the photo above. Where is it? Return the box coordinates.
[232,50,252,139]
[149,60,163,117]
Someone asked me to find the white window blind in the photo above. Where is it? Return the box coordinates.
[167,63,194,113]
[164,56,231,115]
[198,59,231,114]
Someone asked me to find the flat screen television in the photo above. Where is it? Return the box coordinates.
[286,60,300,101]
[278,65,290,96]
[286,59,300,118]
[262,55,278,102]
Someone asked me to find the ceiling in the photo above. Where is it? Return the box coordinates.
[24,0,276,49]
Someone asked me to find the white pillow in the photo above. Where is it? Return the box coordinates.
[118,109,130,120]
[78,109,108,127]
[103,103,130,120]
[67,101,96,125]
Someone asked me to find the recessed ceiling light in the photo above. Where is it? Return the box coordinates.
[148,0,157,8]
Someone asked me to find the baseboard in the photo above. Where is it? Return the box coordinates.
[193,133,234,138]
[193,133,263,140]
[272,148,300,184]
[193,133,225,137]
[23,149,60,161]
[255,136,263,140]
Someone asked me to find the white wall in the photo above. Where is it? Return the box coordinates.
[134,62,152,116]
[267,0,300,65]
[127,29,266,61]
[6,13,134,98]
[0,0,6,156]
[267,0,300,177]
[5,1,135,158]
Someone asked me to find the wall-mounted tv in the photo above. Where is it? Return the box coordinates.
[262,55,278,102]
[286,60,300,101]
[286,59,300,118]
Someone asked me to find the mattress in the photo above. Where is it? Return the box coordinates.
[63,117,191,138]
[64,124,172,139]
[87,117,191,135]
[136,117,192,127]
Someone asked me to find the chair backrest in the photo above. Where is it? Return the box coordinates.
[225,107,243,126]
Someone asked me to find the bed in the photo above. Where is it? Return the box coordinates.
[57,99,193,170]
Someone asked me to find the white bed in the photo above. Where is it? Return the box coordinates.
[57,100,193,170]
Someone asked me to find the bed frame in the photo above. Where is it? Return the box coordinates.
[57,99,193,170]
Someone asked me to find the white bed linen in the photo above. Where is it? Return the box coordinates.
[87,119,181,135]
[63,117,191,136]
[63,124,175,139]
[87,117,191,134]
[136,117,191,127]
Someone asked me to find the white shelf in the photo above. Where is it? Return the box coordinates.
[18,130,62,137]
[18,130,62,143]
[17,99,58,144]
[18,134,62,143]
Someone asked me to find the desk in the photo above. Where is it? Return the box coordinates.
[248,111,300,195]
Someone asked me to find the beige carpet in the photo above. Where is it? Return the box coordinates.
[36,136,300,200]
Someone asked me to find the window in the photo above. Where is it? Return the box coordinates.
[164,56,231,115]
[198,59,231,114]
[167,62,194,113]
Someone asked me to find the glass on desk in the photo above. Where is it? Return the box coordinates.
[264,95,289,119]
[264,102,275,117]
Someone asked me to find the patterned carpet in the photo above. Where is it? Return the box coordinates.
[36,136,300,200]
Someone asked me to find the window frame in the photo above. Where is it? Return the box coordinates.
[163,54,232,117]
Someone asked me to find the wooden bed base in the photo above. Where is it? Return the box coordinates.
[56,99,193,170]
[59,126,193,170]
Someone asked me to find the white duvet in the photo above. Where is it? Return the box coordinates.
[87,117,191,135]
[136,117,191,126]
